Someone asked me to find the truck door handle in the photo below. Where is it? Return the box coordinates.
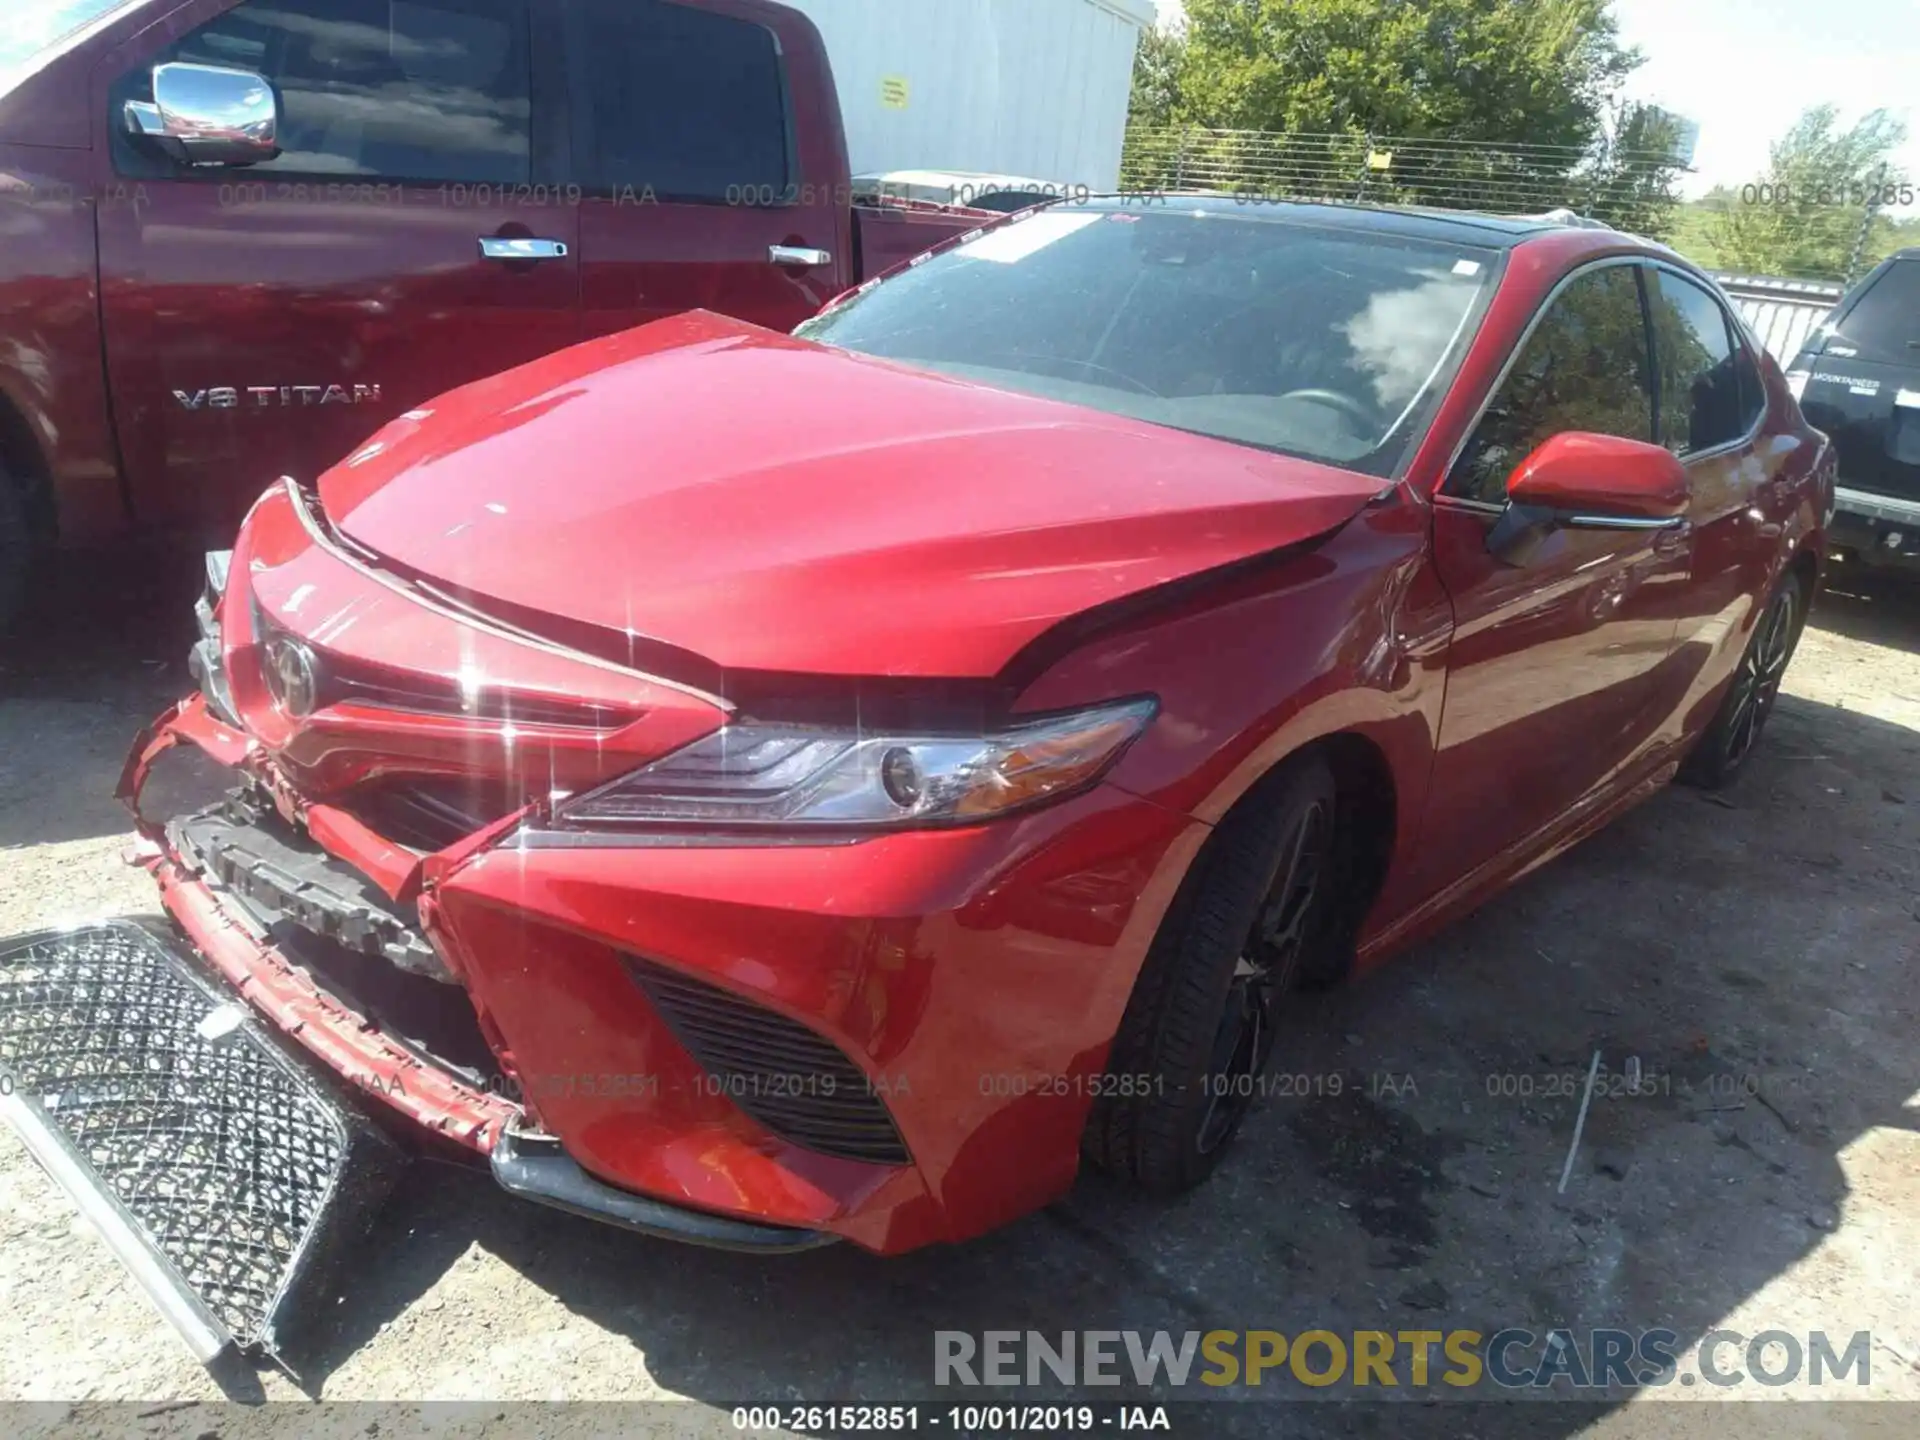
[769,245,833,268]
[1652,520,1694,558]
[479,237,569,261]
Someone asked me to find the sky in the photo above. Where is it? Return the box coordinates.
[1151,0,1920,199]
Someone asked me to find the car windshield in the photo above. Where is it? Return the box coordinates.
[1,0,131,76]
[796,201,1500,475]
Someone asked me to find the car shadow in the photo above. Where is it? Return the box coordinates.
[0,545,198,849]
[287,685,1920,1427]
[1810,564,1920,652]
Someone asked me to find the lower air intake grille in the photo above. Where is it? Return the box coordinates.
[628,957,910,1166]
[0,922,403,1352]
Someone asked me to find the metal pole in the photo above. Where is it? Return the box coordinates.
[1844,163,1889,284]
[1586,132,1611,218]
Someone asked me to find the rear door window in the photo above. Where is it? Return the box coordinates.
[563,0,790,202]
[1830,259,1920,366]
[1730,331,1767,435]
[1647,270,1749,455]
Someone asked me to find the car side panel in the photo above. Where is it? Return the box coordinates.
[0,143,126,541]
[91,0,584,533]
[1016,492,1454,960]
[1666,347,1827,740]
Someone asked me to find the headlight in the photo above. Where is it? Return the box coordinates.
[553,697,1157,832]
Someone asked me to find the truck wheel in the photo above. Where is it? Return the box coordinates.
[0,464,28,634]
[1084,753,1343,1194]
[1679,569,1806,790]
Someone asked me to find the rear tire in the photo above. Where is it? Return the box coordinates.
[1678,569,1806,790]
[1084,753,1345,1195]
[0,463,28,635]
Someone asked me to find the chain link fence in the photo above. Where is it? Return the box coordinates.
[1119,125,1911,284]
[1673,170,1914,285]
[1118,124,1691,241]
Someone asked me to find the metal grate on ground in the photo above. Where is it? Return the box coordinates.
[0,921,404,1356]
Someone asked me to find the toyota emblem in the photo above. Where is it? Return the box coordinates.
[263,634,319,718]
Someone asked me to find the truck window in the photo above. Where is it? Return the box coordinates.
[119,0,530,184]
[563,0,790,203]
[1832,259,1920,366]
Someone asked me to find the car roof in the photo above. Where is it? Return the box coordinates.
[1081,193,1614,250]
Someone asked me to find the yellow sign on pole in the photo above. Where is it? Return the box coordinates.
[881,76,910,110]
[1367,150,1394,171]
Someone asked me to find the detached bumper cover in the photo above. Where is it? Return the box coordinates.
[0,921,405,1357]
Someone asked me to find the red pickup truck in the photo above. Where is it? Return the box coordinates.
[0,0,991,623]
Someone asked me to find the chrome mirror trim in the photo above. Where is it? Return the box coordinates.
[123,62,279,168]
[1559,513,1689,531]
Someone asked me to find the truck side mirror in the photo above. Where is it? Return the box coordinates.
[124,62,280,168]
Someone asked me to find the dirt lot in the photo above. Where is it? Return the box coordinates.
[0,550,1916,1436]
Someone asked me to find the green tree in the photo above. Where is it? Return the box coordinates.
[1128,22,1186,132]
[1579,101,1691,239]
[1124,1,1663,223]
[1707,107,1911,281]
[1159,0,1638,146]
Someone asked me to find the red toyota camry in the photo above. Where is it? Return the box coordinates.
[120,198,1831,1260]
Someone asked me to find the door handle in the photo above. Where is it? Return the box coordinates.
[769,244,832,268]
[479,236,569,261]
[1652,520,1694,558]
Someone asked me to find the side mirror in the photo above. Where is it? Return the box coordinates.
[124,62,279,168]
[1487,432,1689,564]
[1506,431,1689,520]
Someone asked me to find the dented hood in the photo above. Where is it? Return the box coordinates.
[318,312,1385,679]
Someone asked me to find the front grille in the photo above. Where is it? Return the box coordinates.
[342,778,514,853]
[0,923,404,1352]
[629,957,911,1166]
[252,603,637,731]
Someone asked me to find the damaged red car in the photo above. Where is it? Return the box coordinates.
[85,198,1834,1305]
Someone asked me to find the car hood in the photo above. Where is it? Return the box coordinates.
[319,312,1388,679]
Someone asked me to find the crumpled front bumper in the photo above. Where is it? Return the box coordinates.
[114,695,843,1257]
[116,689,1204,1257]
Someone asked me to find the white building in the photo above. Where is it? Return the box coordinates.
[780,0,1156,191]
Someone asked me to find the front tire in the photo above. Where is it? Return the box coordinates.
[1084,753,1344,1194]
[1679,569,1805,789]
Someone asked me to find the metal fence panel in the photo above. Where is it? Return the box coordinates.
[1710,274,1844,363]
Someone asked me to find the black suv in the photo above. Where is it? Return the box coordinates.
[1788,249,1920,575]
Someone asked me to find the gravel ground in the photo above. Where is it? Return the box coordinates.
[0,550,1916,1437]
